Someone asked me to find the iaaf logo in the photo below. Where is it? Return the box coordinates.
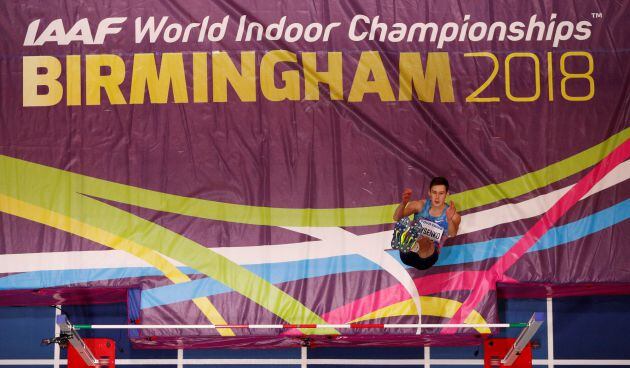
[23,18,127,46]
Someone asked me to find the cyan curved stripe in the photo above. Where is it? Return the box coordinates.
[0,255,381,293]
[437,198,630,266]
[435,237,519,267]
[2,200,628,306]
[141,255,382,309]
[534,199,630,251]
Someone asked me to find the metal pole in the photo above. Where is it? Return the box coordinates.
[57,315,99,367]
[501,312,545,366]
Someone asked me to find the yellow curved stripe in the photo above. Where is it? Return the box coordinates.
[0,193,235,337]
[191,298,233,336]
[349,296,491,334]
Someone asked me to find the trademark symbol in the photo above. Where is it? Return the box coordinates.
[591,12,602,18]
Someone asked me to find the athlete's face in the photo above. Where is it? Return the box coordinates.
[428,184,448,207]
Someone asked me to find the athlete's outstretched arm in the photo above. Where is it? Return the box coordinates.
[393,188,423,221]
[446,201,461,237]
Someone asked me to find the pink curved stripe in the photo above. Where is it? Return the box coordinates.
[312,138,629,333]
[443,138,630,331]
[316,271,517,325]
[280,270,500,335]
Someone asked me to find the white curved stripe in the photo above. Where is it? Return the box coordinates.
[457,160,630,235]
[1,160,628,275]
[215,159,630,263]
[0,250,159,273]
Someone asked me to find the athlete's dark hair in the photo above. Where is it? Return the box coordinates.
[429,177,449,192]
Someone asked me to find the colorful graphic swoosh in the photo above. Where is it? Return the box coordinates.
[2,198,627,310]
[0,193,235,336]
[0,158,337,335]
[1,128,628,336]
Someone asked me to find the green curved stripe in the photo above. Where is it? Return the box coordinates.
[82,178,397,227]
[87,127,630,224]
[450,127,630,211]
[2,128,628,228]
[0,156,337,335]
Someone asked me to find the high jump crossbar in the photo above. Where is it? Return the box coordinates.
[73,322,527,330]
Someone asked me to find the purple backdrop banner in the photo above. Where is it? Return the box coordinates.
[0,0,629,348]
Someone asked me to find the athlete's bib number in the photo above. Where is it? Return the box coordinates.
[417,219,444,243]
